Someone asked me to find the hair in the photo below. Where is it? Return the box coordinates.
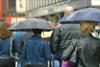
[32,29,43,35]
[64,6,74,14]
[0,22,12,38]
[80,21,95,33]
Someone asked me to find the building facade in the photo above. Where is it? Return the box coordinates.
[25,0,92,18]
[6,0,26,24]
[25,0,92,26]
[0,0,8,20]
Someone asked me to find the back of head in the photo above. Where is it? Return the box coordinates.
[80,21,95,33]
[32,29,43,35]
[64,6,74,14]
[0,22,12,38]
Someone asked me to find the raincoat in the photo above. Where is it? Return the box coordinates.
[65,34,100,67]
[21,35,52,67]
[50,24,80,60]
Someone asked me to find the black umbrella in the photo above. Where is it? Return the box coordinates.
[8,18,53,31]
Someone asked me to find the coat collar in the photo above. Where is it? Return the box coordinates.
[31,35,42,40]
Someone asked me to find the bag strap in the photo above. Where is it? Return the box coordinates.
[74,39,80,67]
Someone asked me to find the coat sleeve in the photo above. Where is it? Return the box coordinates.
[50,27,61,53]
[61,39,78,60]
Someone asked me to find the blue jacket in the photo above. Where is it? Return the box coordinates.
[21,35,52,65]
[12,32,33,61]
[12,32,33,50]
[0,38,11,59]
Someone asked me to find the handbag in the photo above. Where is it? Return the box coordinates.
[61,39,80,67]
[61,60,73,67]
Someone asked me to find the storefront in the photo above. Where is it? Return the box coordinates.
[6,16,26,24]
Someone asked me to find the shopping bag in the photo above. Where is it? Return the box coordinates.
[61,60,72,67]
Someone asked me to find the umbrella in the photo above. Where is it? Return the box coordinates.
[60,14,73,24]
[8,18,53,31]
[60,8,100,23]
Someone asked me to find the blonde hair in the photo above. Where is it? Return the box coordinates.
[80,21,95,33]
[64,6,74,14]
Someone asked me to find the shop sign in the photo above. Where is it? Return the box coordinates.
[16,0,26,13]
[6,16,26,24]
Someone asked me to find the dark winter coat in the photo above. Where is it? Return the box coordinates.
[65,34,100,67]
[50,24,81,59]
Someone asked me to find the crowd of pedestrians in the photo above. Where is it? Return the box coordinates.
[0,7,100,67]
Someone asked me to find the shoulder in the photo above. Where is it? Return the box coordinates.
[41,39,49,45]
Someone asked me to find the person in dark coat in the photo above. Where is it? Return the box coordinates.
[21,29,52,67]
[50,24,80,60]
[64,21,100,67]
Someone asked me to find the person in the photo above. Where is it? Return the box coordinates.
[64,21,100,67]
[0,22,15,67]
[50,23,80,58]
[64,6,74,15]
[50,23,81,67]
[60,6,74,24]
[50,7,77,67]
[12,31,33,67]
[21,29,52,67]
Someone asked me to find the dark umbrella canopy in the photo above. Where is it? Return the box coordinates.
[61,8,100,23]
[8,18,53,31]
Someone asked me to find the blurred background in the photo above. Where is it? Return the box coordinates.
[0,0,100,26]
